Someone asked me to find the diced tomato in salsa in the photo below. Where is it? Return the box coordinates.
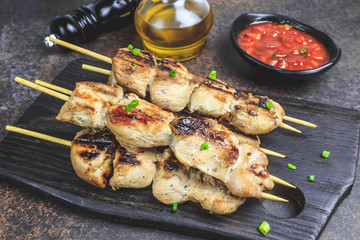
[237,22,328,70]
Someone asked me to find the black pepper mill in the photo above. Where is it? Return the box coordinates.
[45,0,140,46]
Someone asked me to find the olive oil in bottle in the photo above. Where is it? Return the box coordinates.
[134,0,213,61]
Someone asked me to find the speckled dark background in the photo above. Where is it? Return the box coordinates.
[0,0,359,239]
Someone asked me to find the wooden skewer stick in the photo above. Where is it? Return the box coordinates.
[35,80,73,95]
[15,77,70,101]
[5,125,288,202]
[279,122,302,133]
[261,148,286,158]
[269,175,296,189]
[82,64,112,76]
[261,192,289,202]
[283,116,317,128]
[6,125,71,147]
[49,36,112,64]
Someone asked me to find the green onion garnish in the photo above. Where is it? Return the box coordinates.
[322,150,330,158]
[172,202,178,211]
[307,175,315,182]
[287,163,296,170]
[170,69,177,77]
[133,48,140,56]
[131,61,136,67]
[300,48,307,54]
[128,44,134,50]
[125,100,139,112]
[258,221,270,236]
[208,70,217,80]
[201,142,209,150]
[266,101,274,109]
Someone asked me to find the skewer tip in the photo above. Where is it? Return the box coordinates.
[261,192,289,202]
[279,122,302,133]
[269,175,297,189]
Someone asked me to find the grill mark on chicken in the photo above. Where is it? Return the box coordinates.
[203,80,234,95]
[248,96,269,109]
[171,117,239,165]
[74,131,116,160]
[116,146,141,165]
[163,157,183,172]
[108,105,162,126]
[234,91,249,100]
[116,49,156,67]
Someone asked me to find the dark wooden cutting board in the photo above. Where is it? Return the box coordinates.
[0,59,359,240]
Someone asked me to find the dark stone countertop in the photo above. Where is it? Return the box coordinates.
[0,0,359,239]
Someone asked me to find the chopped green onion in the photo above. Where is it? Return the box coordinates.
[133,48,140,56]
[131,61,136,67]
[266,101,274,109]
[128,44,134,50]
[201,142,209,150]
[172,202,178,211]
[126,105,133,112]
[287,163,296,170]
[208,70,217,80]
[170,69,177,77]
[125,100,139,112]
[258,221,270,236]
[322,150,330,158]
[300,48,307,54]
[130,99,139,108]
[279,36,285,41]
[307,175,315,182]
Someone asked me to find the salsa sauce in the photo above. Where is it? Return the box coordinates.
[237,22,329,70]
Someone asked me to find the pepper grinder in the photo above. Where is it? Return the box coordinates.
[44,0,140,47]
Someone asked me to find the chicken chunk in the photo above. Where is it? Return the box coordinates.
[153,149,246,214]
[170,117,274,198]
[150,58,203,112]
[106,93,175,148]
[109,147,157,189]
[112,48,157,98]
[70,129,116,188]
[220,93,285,135]
[56,82,124,128]
[188,78,237,118]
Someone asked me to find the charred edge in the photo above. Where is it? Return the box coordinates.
[163,157,182,172]
[158,58,179,72]
[171,117,213,136]
[75,131,117,160]
[118,49,156,67]
[234,91,249,100]
[250,163,269,178]
[248,96,269,109]
[202,80,235,95]
[116,145,141,165]
[108,105,159,125]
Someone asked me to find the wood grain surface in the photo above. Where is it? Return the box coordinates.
[0,59,359,240]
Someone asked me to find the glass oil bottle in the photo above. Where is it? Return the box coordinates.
[134,0,213,61]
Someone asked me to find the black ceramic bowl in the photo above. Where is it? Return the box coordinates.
[230,13,341,79]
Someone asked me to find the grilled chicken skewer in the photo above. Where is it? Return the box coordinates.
[16,77,285,158]
[109,48,288,135]
[6,126,289,214]
[14,78,296,191]
[48,36,315,133]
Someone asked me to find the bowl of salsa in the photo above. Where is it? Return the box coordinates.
[230,13,341,79]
